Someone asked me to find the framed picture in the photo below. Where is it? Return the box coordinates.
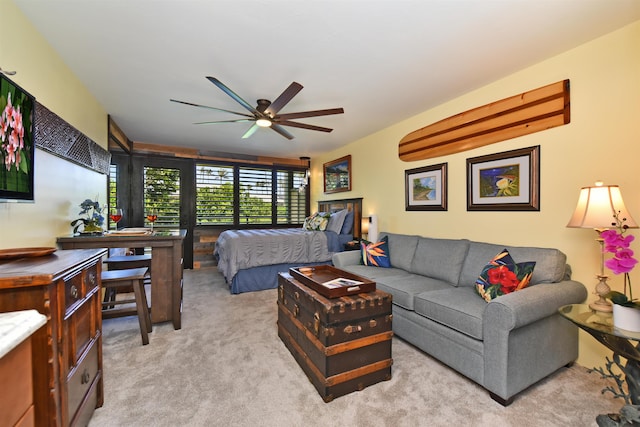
[323,155,351,193]
[405,163,447,211]
[466,145,540,211]
[0,74,35,202]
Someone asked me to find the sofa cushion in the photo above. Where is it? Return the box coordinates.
[474,249,536,302]
[377,274,452,311]
[380,232,420,271]
[337,265,412,282]
[410,237,470,285]
[413,287,486,340]
[360,235,391,267]
[458,241,567,287]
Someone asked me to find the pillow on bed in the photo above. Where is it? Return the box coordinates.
[341,210,354,234]
[303,212,330,231]
[327,209,348,234]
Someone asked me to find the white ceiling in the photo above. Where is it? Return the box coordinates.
[13,0,640,160]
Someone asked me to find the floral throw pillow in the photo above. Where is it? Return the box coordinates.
[475,249,536,302]
[360,236,391,268]
[302,212,329,231]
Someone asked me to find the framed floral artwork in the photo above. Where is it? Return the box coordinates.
[323,155,351,193]
[0,74,35,202]
[466,145,540,211]
[405,163,447,211]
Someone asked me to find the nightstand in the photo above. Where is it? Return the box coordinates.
[344,240,361,251]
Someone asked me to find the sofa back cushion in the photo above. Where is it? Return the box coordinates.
[410,237,470,285]
[380,232,420,271]
[459,241,567,287]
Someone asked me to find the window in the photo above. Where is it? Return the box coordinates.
[195,163,307,226]
[238,167,272,225]
[195,164,234,225]
[108,164,118,230]
[143,166,180,228]
[276,169,307,224]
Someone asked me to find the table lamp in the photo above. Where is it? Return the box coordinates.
[567,182,638,312]
[361,215,379,242]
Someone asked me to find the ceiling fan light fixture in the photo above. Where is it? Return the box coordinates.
[256,118,272,128]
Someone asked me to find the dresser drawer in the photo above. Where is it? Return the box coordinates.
[67,341,99,423]
[64,263,99,313]
[65,292,99,366]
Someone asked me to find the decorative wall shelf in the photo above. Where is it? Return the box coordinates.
[398,80,570,162]
[34,102,110,174]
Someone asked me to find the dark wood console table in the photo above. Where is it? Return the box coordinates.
[57,229,186,329]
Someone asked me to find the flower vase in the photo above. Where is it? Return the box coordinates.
[613,304,640,332]
[82,221,103,235]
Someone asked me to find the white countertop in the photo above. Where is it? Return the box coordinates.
[0,310,47,359]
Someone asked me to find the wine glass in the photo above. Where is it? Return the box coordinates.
[109,208,123,229]
[146,209,158,231]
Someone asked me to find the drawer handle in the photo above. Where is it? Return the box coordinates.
[88,271,97,285]
[293,304,299,318]
[81,369,91,384]
[70,285,79,299]
[344,325,363,334]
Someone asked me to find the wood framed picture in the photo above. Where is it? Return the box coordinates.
[323,155,351,193]
[405,163,447,211]
[466,145,540,211]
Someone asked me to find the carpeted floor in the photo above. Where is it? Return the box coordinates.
[89,268,622,427]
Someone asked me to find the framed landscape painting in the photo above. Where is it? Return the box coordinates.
[405,162,447,211]
[323,155,351,194]
[466,145,540,211]
[0,74,35,202]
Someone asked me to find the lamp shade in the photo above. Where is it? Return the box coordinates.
[567,183,638,229]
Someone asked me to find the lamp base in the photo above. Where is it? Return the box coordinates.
[589,299,613,313]
[589,274,613,313]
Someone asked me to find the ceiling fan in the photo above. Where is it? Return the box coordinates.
[170,77,344,140]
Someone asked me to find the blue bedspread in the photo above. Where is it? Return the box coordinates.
[215,228,347,292]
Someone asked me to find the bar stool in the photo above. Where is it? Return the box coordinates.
[101,267,152,345]
[103,254,152,306]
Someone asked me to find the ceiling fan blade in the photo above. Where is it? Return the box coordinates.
[265,82,303,117]
[242,123,260,139]
[275,108,344,120]
[193,119,255,125]
[270,124,295,140]
[206,77,260,115]
[170,99,254,118]
[278,120,333,133]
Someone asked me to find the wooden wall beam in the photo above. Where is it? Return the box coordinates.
[398,79,570,162]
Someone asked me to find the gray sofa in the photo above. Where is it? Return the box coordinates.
[332,232,588,405]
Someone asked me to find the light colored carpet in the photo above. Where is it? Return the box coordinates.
[89,268,622,427]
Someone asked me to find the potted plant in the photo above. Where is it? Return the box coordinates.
[70,197,105,234]
[604,211,640,331]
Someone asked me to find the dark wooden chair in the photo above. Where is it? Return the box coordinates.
[101,267,152,345]
[103,254,152,306]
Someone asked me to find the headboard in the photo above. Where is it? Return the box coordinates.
[317,197,363,240]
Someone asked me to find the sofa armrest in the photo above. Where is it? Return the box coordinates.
[484,280,588,331]
[332,250,361,267]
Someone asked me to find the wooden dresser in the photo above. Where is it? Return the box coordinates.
[0,249,106,427]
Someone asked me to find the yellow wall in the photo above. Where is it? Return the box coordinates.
[0,0,108,248]
[312,21,640,369]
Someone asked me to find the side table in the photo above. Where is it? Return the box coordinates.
[559,304,640,426]
[343,240,361,251]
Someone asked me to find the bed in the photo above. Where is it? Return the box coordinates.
[215,198,363,294]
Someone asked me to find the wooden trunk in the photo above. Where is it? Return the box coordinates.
[277,272,393,402]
